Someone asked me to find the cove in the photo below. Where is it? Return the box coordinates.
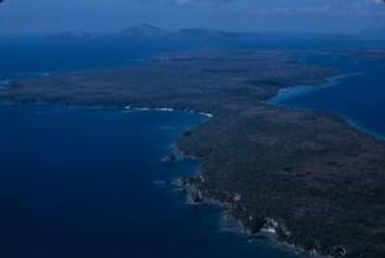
[0,104,304,258]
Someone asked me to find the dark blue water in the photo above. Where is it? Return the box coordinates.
[0,35,247,79]
[0,37,173,79]
[270,53,385,139]
[0,104,303,258]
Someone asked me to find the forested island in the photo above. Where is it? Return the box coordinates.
[1,51,385,257]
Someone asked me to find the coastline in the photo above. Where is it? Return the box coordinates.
[341,115,385,142]
[267,73,360,106]
[267,71,385,142]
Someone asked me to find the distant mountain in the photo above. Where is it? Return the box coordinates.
[45,24,364,42]
[46,24,164,40]
[117,24,164,37]
[46,24,244,41]
[115,24,241,38]
[178,28,240,38]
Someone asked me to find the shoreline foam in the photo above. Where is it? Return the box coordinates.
[124,105,213,118]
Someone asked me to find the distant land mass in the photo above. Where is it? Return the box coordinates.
[2,50,385,257]
[117,23,164,37]
[45,23,363,41]
[47,24,228,40]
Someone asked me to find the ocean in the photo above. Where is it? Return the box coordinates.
[0,35,384,258]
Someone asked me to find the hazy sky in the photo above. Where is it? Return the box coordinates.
[1,0,385,34]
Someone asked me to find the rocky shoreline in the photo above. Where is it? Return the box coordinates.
[174,170,346,258]
[164,138,337,257]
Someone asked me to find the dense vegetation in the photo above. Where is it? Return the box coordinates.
[1,51,385,257]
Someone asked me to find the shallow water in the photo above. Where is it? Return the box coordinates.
[269,53,385,139]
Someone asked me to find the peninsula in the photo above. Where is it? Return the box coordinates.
[1,51,385,258]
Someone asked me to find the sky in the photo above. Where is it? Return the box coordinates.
[0,0,385,34]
